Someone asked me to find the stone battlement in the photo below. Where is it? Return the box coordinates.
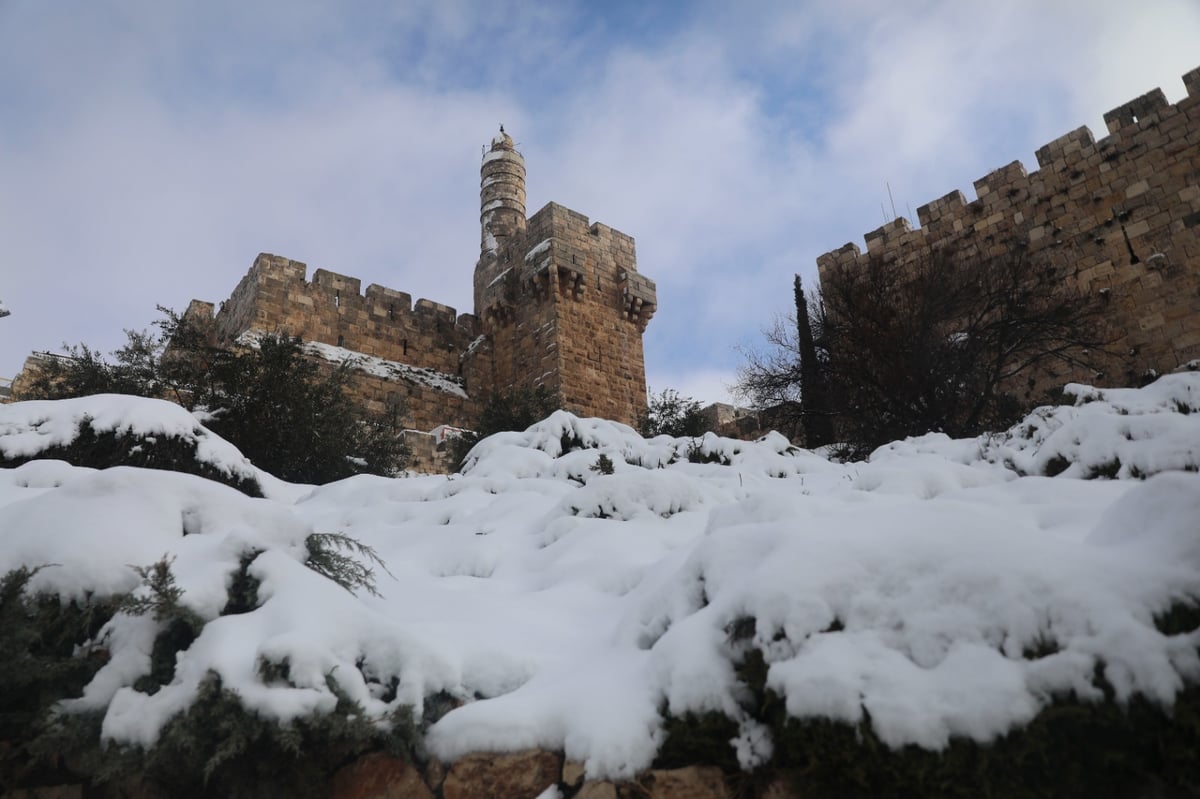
[817,65,1200,397]
[214,253,479,377]
[820,65,1200,271]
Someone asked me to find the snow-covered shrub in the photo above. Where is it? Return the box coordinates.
[985,373,1200,478]
[4,380,1200,796]
[0,395,263,496]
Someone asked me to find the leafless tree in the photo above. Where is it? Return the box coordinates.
[739,240,1111,456]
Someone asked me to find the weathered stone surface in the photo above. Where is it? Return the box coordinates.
[441,749,563,799]
[816,65,1200,401]
[562,758,586,788]
[644,765,731,799]
[329,753,434,799]
[423,756,447,792]
[576,781,619,799]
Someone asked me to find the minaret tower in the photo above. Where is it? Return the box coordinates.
[466,126,656,427]
[480,127,526,252]
[474,126,527,313]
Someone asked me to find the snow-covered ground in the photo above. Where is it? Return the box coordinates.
[2,375,1199,779]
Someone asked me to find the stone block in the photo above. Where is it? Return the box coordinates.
[1125,179,1151,198]
[1125,219,1151,238]
[576,782,619,799]
[644,766,731,799]
[442,750,562,799]
[330,753,434,799]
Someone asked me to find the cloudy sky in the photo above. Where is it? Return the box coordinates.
[2,1,1199,406]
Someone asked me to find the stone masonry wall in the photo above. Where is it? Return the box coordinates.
[206,253,483,435]
[471,200,656,425]
[817,65,1200,395]
[214,253,480,375]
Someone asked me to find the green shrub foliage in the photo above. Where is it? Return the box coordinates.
[1,536,405,795]
[24,307,408,483]
[590,453,616,475]
[0,567,117,789]
[304,531,393,598]
[639,388,710,438]
[33,674,417,799]
[703,611,1200,799]
[0,417,264,497]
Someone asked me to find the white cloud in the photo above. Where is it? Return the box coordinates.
[2,0,1197,426]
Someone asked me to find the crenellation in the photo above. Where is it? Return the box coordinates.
[819,64,1200,402]
[1104,88,1169,134]
[1184,66,1200,97]
[311,269,362,296]
[916,189,967,228]
[1034,126,1096,170]
[364,283,413,313]
[864,217,908,252]
[973,160,1030,209]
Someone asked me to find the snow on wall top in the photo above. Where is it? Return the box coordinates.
[237,331,469,399]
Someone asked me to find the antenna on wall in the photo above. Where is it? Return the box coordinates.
[887,182,898,220]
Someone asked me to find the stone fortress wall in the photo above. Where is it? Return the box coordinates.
[182,128,656,470]
[817,65,1200,397]
[191,253,481,441]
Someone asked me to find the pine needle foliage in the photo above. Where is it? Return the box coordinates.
[118,555,200,626]
[591,453,616,475]
[305,532,394,598]
[0,567,117,789]
[33,673,419,799]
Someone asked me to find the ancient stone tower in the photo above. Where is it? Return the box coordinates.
[466,128,657,424]
[94,127,661,469]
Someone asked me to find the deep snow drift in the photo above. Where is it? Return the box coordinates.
[1,375,1199,778]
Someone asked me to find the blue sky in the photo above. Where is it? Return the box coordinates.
[2,1,1199,406]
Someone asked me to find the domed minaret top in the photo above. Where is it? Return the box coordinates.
[479,125,527,257]
[491,125,515,150]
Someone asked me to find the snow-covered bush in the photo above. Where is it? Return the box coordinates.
[2,376,1200,796]
[0,395,264,495]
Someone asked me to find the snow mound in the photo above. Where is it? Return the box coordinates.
[2,377,1199,778]
[986,373,1200,478]
[0,394,263,489]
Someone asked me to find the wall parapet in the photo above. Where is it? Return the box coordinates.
[239,253,477,332]
[817,65,1200,268]
[814,64,1200,399]
[210,252,480,378]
